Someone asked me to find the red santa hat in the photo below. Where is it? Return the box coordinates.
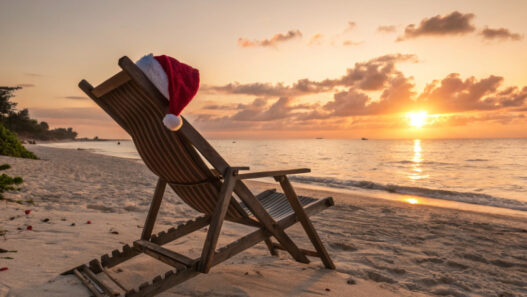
[136,54,200,131]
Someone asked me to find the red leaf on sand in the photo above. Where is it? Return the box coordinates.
[0,267,8,271]
[25,210,31,215]
[26,225,33,230]
[87,220,92,224]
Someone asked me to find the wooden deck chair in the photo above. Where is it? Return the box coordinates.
[64,56,335,297]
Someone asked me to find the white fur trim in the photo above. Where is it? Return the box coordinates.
[136,54,170,99]
[163,114,183,131]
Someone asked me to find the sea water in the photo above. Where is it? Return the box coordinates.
[40,138,527,213]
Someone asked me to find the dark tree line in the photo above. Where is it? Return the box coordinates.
[0,86,77,140]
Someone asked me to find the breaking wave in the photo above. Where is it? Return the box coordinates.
[289,175,527,211]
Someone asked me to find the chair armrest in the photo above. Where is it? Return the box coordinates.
[236,168,310,180]
[211,167,250,178]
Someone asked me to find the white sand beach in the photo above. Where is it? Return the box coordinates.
[1,145,526,297]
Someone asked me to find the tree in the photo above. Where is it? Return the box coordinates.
[0,86,78,140]
[0,86,20,118]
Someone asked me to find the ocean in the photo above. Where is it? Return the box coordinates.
[40,138,527,214]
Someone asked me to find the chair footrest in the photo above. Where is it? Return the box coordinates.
[134,240,194,269]
[73,265,121,296]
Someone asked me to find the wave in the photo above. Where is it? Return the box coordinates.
[289,176,527,212]
[466,159,489,162]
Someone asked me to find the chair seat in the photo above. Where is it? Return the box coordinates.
[240,190,317,220]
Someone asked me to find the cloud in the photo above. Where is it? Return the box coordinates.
[231,97,299,121]
[238,30,302,48]
[308,33,324,46]
[336,54,417,91]
[345,21,356,31]
[204,53,417,97]
[418,73,527,112]
[63,96,89,100]
[377,25,397,33]
[16,83,35,88]
[397,11,475,41]
[195,54,527,133]
[480,27,523,41]
[342,40,362,46]
[202,103,239,110]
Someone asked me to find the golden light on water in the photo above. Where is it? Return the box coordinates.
[407,198,419,204]
[407,111,428,128]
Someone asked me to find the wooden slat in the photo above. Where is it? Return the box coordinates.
[134,240,194,269]
[126,197,333,297]
[92,71,131,97]
[73,268,104,297]
[79,80,131,134]
[212,197,334,266]
[97,261,128,292]
[237,168,310,180]
[199,168,237,273]
[234,181,310,264]
[276,175,335,269]
[82,265,120,296]
[141,178,167,240]
[150,216,210,245]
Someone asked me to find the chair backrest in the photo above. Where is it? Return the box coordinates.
[79,57,248,220]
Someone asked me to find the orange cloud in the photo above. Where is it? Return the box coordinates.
[308,33,324,46]
[238,30,302,48]
[480,27,523,41]
[377,25,397,33]
[397,11,475,41]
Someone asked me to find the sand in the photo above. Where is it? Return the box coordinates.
[0,145,526,297]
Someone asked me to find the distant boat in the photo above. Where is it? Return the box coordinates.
[315,137,324,139]
[361,137,368,140]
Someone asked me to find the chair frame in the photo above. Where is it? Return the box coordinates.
[64,56,335,297]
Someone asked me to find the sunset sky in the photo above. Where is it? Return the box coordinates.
[1,0,526,139]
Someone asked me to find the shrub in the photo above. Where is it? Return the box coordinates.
[0,164,23,200]
[0,123,38,159]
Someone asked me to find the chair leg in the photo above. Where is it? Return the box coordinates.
[276,175,336,269]
[142,178,167,240]
[199,168,237,273]
[234,182,310,264]
[264,238,278,256]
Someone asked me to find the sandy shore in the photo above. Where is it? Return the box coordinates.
[1,145,526,297]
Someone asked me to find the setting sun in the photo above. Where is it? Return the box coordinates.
[407,112,428,128]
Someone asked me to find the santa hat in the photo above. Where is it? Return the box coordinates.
[136,54,200,131]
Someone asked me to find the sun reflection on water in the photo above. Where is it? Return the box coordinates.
[409,139,428,180]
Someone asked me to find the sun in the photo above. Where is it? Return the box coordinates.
[407,111,428,128]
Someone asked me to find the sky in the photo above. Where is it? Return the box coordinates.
[1,0,527,139]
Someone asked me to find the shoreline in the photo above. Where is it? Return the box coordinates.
[1,146,526,296]
[36,142,527,218]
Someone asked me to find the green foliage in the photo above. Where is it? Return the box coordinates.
[0,123,38,159]
[0,86,78,140]
[0,86,20,116]
[0,163,24,200]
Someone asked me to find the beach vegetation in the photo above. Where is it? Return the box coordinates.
[0,86,78,140]
[0,123,38,159]
[0,164,24,200]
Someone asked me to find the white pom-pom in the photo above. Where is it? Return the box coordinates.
[163,114,183,131]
